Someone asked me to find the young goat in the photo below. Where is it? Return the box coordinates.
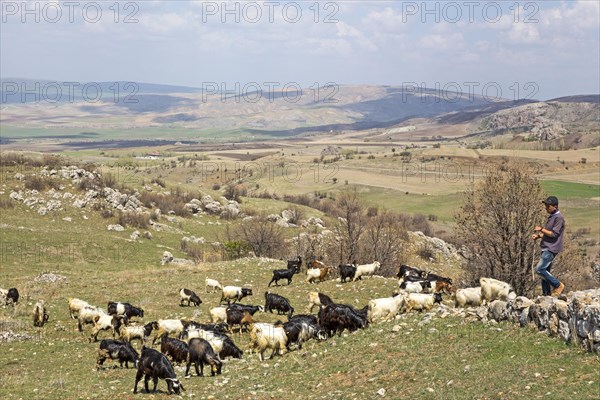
[185,338,223,377]
[32,300,49,327]
[179,288,202,307]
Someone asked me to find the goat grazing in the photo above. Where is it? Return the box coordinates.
[179,288,202,307]
[107,301,144,319]
[186,338,223,377]
[134,346,184,395]
[220,286,253,305]
[119,322,154,344]
[248,322,288,361]
[307,291,334,313]
[205,278,222,293]
[97,339,139,370]
[32,300,49,327]
[161,335,189,365]
[152,319,192,344]
[264,291,294,317]
[318,304,368,337]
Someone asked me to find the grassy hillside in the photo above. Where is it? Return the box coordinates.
[1,254,598,399]
[0,152,599,399]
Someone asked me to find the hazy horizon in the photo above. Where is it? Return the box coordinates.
[1,1,599,103]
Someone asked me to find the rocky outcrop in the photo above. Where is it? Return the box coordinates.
[409,231,462,260]
[160,251,194,266]
[482,101,599,141]
[485,289,600,353]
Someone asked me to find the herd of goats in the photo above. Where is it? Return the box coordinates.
[1,256,518,395]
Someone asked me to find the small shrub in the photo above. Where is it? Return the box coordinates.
[0,198,15,209]
[181,240,204,262]
[24,175,47,191]
[117,211,150,229]
[417,244,435,261]
[100,173,117,189]
[151,177,166,188]
[101,209,113,219]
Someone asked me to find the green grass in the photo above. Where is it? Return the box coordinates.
[0,163,599,400]
[541,180,600,200]
[356,186,464,222]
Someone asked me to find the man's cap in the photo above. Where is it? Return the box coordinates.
[542,196,559,206]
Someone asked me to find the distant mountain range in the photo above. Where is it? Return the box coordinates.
[1,78,598,147]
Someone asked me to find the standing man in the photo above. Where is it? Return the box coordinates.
[532,196,566,296]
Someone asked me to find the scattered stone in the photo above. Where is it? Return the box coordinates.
[0,330,34,342]
[34,273,68,284]
[107,224,125,232]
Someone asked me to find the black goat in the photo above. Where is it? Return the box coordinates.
[425,272,453,285]
[287,256,302,271]
[226,303,264,315]
[219,336,244,359]
[288,314,319,326]
[97,339,139,370]
[186,338,223,377]
[338,264,357,283]
[264,291,294,317]
[318,304,368,337]
[160,335,189,365]
[397,264,427,279]
[268,259,301,287]
[134,346,184,395]
[1,287,19,305]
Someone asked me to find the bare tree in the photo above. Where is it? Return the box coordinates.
[334,189,367,263]
[455,163,545,296]
[231,214,285,258]
[360,211,408,276]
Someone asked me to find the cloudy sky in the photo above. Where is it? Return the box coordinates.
[1,0,598,100]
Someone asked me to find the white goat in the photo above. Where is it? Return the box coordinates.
[205,278,222,293]
[248,323,288,361]
[354,261,381,281]
[480,278,516,305]
[209,307,228,324]
[368,293,407,322]
[454,287,482,308]
[404,292,443,313]
[68,297,91,319]
[152,319,185,344]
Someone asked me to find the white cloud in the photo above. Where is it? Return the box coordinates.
[362,7,407,36]
[420,33,465,50]
[505,21,540,44]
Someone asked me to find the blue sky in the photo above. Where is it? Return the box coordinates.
[1,0,598,100]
